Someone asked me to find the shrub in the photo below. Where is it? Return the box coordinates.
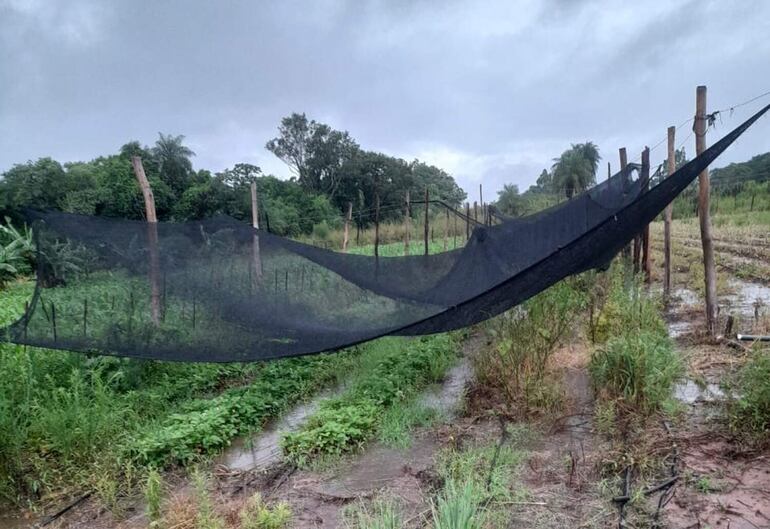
[589,331,683,414]
[475,279,586,408]
[727,351,770,442]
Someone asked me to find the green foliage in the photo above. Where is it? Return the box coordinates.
[145,468,164,524]
[476,279,586,408]
[430,480,486,529]
[436,438,527,502]
[726,351,770,442]
[281,335,456,465]
[590,331,682,414]
[346,500,403,529]
[132,354,346,466]
[239,493,292,529]
[192,468,225,529]
[0,218,33,286]
[551,142,600,199]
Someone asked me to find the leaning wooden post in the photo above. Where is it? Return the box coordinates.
[403,191,411,256]
[374,193,380,259]
[664,126,675,300]
[641,147,651,283]
[250,182,263,282]
[342,201,352,252]
[695,85,718,336]
[424,188,429,256]
[131,156,160,325]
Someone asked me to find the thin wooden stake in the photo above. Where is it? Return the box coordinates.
[82,298,88,337]
[374,193,380,258]
[619,147,630,259]
[443,206,449,251]
[473,201,478,222]
[130,156,160,325]
[51,301,57,342]
[251,182,263,282]
[607,161,611,180]
[465,203,470,240]
[404,191,411,256]
[424,188,429,256]
[342,201,352,253]
[695,85,718,336]
[664,126,675,300]
[641,147,651,283]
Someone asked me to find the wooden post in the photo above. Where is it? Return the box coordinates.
[424,188,429,256]
[473,201,478,222]
[342,201,352,252]
[374,193,380,259]
[479,184,484,225]
[641,146,651,283]
[607,161,611,180]
[619,148,630,260]
[250,182,260,230]
[131,156,160,325]
[443,206,449,251]
[250,182,263,282]
[664,126,675,300]
[465,203,470,240]
[695,85,718,336]
[453,211,458,248]
[404,191,410,256]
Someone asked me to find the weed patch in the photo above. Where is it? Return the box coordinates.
[726,350,770,443]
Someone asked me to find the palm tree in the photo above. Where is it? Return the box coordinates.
[152,133,196,195]
[551,142,601,199]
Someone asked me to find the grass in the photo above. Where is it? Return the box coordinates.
[430,480,486,529]
[726,350,770,443]
[589,264,683,415]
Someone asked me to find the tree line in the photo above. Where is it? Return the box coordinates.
[0,114,465,237]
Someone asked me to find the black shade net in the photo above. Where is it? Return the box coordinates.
[3,104,768,362]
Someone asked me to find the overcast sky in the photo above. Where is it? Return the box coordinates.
[2,0,769,198]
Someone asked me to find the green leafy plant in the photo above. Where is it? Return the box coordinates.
[590,331,683,414]
[239,493,292,529]
[430,480,486,529]
[726,351,770,442]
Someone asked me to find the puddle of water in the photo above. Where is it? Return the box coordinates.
[673,288,700,307]
[668,320,694,338]
[674,379,724,404]
[217,389,335,472]
[419,357,472,417]
[723,279,770,319]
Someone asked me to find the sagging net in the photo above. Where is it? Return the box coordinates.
[4,104,768,362]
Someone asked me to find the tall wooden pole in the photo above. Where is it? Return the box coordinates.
[479,184,484,225]
[342,201,352,252]
[473,201,478,222]
[664,126,675,300]
[131,156,160,325]
[641,147,651,283]
[250,182,260,230]
[465,202,470,240]
[695,85,718,336]
[424,188,429,256]
[607,161,611,180]
[443,206,449,251]
[374,193,380,259]
[404,191,411,256]
[250,182,263,281]
[619,148,630,260]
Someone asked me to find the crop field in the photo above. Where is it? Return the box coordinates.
[1,212,770,529]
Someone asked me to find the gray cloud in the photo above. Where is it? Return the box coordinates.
[1,0,769,198]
